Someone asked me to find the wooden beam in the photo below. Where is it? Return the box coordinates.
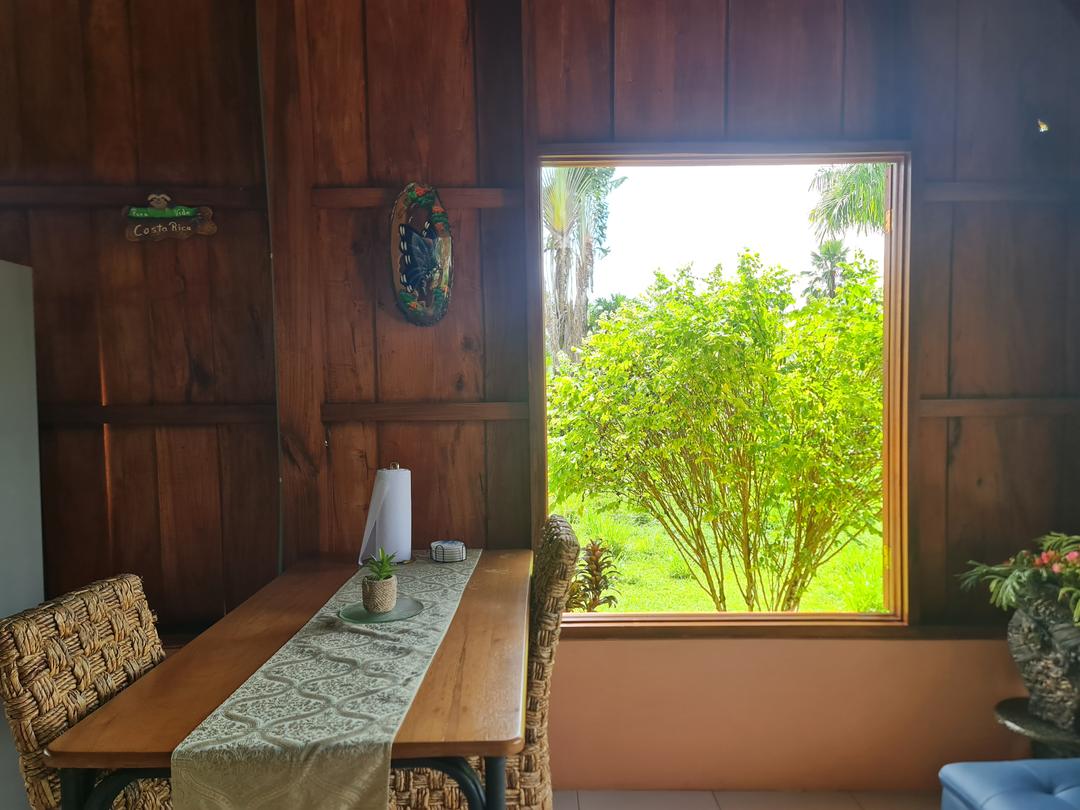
[918,398,1080,418]
[0,185,266,208]
[310,186,523,209]
[39,403,276,427]
[321,401,529,422]
[536,139,912,164]
[921,181,1080,204]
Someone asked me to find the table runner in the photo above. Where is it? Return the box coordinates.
[171,552,481,810]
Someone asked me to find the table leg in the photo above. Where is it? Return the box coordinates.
[60,769,94,810]
[484,756,506,810]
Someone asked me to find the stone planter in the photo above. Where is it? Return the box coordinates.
[1008,590,1080,732]
[362,575,397,614]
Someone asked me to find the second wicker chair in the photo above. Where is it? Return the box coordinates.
[388,514,581,810]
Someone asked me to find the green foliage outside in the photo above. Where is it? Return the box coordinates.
[549,252,885,612]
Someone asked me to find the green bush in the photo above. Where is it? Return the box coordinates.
[549,252,883,612]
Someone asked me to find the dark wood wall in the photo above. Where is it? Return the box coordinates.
[0,0,278,630]
[256,0,531,566]
[526,0,1080,627]
[2,0,1077,632]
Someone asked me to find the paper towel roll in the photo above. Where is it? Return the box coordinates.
[359,464,412,563]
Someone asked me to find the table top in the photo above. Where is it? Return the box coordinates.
[45,549,533,770]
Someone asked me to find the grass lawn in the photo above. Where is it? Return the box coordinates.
[554,494,886,613]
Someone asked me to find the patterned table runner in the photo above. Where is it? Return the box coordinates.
[171,552,481,810]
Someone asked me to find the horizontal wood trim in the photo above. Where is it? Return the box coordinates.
[920,181,1080,203]
[310,186,523,209]
[537,140,912,164]
[0,185,266,208]
[560,614,1005,640]
[918,397,1080,417]
[39,403,277,427]
[321,401,530,422]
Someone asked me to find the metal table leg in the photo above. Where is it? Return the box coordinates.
[484,756,506,810]
[60,768,170,810]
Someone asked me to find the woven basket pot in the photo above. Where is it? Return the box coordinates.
[362,575,397,614]
[1007,590,1080,732]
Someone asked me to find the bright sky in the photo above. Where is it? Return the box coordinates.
[589,164,884,300]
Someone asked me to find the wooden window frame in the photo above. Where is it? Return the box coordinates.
[525,141,913,639]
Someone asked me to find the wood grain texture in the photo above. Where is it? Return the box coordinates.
[955,0,1080,181]
[909,202,952,398]
[364,0,477,185]
[0,185,265,207]
[726,0,844,139]
[613,0,726,140]
[322,402,529,423]
[843,0,901,138]
[40,404,276,427]
[911,418,948,623]
[378,422,487,548]
[311,187,522,209]
[949,204,1069,397]
[0,0,22,181]
[531,0,612,142]
[306,0,368,186]
[474,0,524,186]
[326,423,378,555]
[45,551,533,768]
[906,0,957,180]
[82,0,137,183]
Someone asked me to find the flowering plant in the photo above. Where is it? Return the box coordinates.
[961,533,1080,623]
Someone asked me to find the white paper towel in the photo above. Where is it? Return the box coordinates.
[359,465,412,563]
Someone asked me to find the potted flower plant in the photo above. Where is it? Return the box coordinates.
[362,549,398,614]
[962,533,1080,731]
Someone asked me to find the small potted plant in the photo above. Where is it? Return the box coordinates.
[962,533,1080,731]
[362,549,398,614]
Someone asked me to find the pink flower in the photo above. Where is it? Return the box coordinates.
[1053,563,1063,573]
[1067,551,1079,562]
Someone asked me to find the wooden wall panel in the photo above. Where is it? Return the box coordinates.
[955,0,1080,182]
[842,0,901,139]
[907,0,957,180]
[531,0,612,142]
[613,0,726,141]
[949,205,1069,397]
[83,0,138,183]
[726,0,844,139]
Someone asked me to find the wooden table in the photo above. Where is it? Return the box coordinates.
[45,550,533,810]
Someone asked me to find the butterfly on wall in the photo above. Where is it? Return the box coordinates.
[389,183,453,326]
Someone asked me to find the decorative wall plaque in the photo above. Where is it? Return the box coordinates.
[390,183,453,326]
[124,192,217,242]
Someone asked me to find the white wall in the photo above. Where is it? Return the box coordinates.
[0,260,43,809]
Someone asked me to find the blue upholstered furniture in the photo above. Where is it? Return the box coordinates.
[940,759,1080,809]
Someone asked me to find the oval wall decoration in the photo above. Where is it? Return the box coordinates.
[390,183,453,326]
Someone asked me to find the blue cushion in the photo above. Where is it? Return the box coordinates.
[940,759,1080,809]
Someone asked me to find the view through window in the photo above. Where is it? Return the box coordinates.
[542,161,899,616]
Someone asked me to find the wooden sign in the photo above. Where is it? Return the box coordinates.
[124,192,217,242]
[390,183,453,326]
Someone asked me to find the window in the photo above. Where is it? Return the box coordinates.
[536,149,909,627]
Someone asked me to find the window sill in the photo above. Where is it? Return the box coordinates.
[559,612,1006,640]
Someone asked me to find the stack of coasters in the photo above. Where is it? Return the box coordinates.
[430,540,467,563]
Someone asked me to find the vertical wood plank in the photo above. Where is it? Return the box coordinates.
[319,209,377,403]
[12,0,89,182]
[842,0,901,138]
[307,0,368,185]
[613,0,726,140]
[219,423,279,610]
[911,418,948,623]
[906,0,957,180]
[378,422,487,549]
[257,0,325,563]
[485,421,532,549]
[474,0,524,186]
[950,204,1069,397]
[28,211,101,403]
[156,427,225,627]
[955,0,1080,181]
[909,203,952,398]
[82,0,137,183]
[365,0,477,185]
[39,429,110,597]
[531,0,612,142]
[375,209,484,401]
[105,426,163,609]
[726,0,844,139]
[0,0,24,180]
[0,209,30,266]
[326,423,378,556]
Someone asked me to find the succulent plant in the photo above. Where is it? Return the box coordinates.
[365,548,397,581]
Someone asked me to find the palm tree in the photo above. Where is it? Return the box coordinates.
[808,163,888,240]
[541,167,623,371]
[804,239,849,299]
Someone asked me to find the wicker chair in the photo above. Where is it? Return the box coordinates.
[0,574,172,810]
[388,515,581,810]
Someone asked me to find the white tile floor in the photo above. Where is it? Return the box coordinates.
[553,791,940,810]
